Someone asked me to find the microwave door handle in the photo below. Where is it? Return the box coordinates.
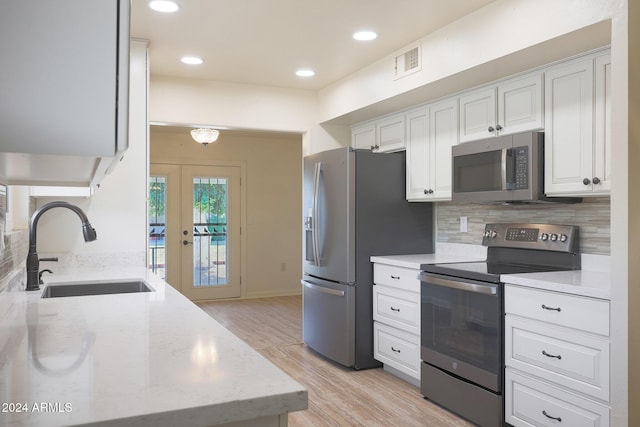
[501,148,508,190]
[502,148,516,190]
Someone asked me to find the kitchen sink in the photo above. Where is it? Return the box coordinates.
[41,280,153,298]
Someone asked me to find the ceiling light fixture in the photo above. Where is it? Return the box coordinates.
[181,56,204,65]
[353,31,378,41]
[149,0,180,13]
[296,69,315,77]
[190,128,220,146]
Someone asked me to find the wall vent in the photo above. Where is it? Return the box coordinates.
[394,42,422,80]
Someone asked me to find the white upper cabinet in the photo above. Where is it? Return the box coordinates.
[0,0,130,187]
[459,72,543,143]
[544,51,610,196]
[352,113,405,153]
[406,98,458,201]
[351,122,376,151]
[593,52,612,194]
[375,114,406,153]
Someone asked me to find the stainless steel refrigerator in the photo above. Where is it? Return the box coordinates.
[302,147,433,369]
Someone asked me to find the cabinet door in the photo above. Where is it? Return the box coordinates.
[405,108,430,200]
[459,86,496,142]
[544,58,594,196]
[376,114,405,152]
[593,52,612,194]
[498,72,543,136]
[351,122,376,150]
[0,0,126,157]
[430,98,458,200]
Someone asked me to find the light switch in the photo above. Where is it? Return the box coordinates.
[460,216,468,233]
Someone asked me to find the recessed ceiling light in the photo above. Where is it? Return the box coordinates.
[181,56,204,65]
[353,31,378,41]
[149,0,180,13]
[296,69,315,77]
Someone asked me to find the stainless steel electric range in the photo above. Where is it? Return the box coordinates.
[419,223,581,427]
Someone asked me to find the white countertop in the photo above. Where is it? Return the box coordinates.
[0,268,307,426]
[371,245,611,300]
[502,270,611,300]
[370,243,487,269]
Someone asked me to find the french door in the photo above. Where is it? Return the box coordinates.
[149,164,242,300]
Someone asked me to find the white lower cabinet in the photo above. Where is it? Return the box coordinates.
[504,284,611,427]
[372,263,421,385]
[506,370,610,427]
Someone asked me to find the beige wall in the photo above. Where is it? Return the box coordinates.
[150,126,302,298]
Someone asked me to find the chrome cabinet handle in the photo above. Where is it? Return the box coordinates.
[542,410,562,422]
[542,350,562,360]
[541,304,561,312]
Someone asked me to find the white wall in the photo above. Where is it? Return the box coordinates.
[318,0,614,124]
[150,76,319,133]
[34,40,149,268]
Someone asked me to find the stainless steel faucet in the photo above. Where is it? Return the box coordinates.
[25,201,97,291]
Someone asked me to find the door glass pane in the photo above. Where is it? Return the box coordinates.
[193,176,228,287]
[149,176,166,280]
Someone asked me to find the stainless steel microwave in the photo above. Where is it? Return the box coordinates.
[451,131,579,204]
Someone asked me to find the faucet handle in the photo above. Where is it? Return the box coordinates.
[39,257,59,262]
[38,269,53,284]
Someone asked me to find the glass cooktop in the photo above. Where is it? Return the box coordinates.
[421,261,571,284]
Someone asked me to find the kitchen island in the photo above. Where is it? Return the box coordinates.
[0,267,307,426]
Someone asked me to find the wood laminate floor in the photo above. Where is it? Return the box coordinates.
[198,296,473,427]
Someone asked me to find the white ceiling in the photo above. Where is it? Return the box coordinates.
[130,0,496,91]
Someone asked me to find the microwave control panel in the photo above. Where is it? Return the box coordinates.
[514,146,528,189]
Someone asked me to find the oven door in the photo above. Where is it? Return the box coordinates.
[420,272,503,392]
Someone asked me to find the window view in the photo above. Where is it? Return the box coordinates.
[148,176,166,279]
[192,177,228,286]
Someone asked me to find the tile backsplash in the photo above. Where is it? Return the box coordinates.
[436,197,610,254]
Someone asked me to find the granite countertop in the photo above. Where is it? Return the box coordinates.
[0,267,307,426]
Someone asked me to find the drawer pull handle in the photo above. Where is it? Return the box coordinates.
[391,347,401,353]
[542,410,562,422]
[390,275,401,280]
[542,350,562,360]
[390,306,400,312]
[541,304,561,312]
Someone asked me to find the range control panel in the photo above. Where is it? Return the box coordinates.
[482,223,579,253]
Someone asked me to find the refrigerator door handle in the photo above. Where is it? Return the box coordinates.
[301,280,345,297]
[311,162,322,266]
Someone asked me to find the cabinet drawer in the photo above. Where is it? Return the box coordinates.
[373,263,420,292]
[373,285,420,335]
[506,316,610,401]
[373,322,420,380]
[505,369,610,427]
[505,285,610,336]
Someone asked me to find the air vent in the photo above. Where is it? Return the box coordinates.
[394,42,422,80]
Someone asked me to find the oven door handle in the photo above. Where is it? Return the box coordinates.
[420,274,497,295]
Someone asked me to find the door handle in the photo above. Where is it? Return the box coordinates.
[182,240,193,246]
[301,280,345,297]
